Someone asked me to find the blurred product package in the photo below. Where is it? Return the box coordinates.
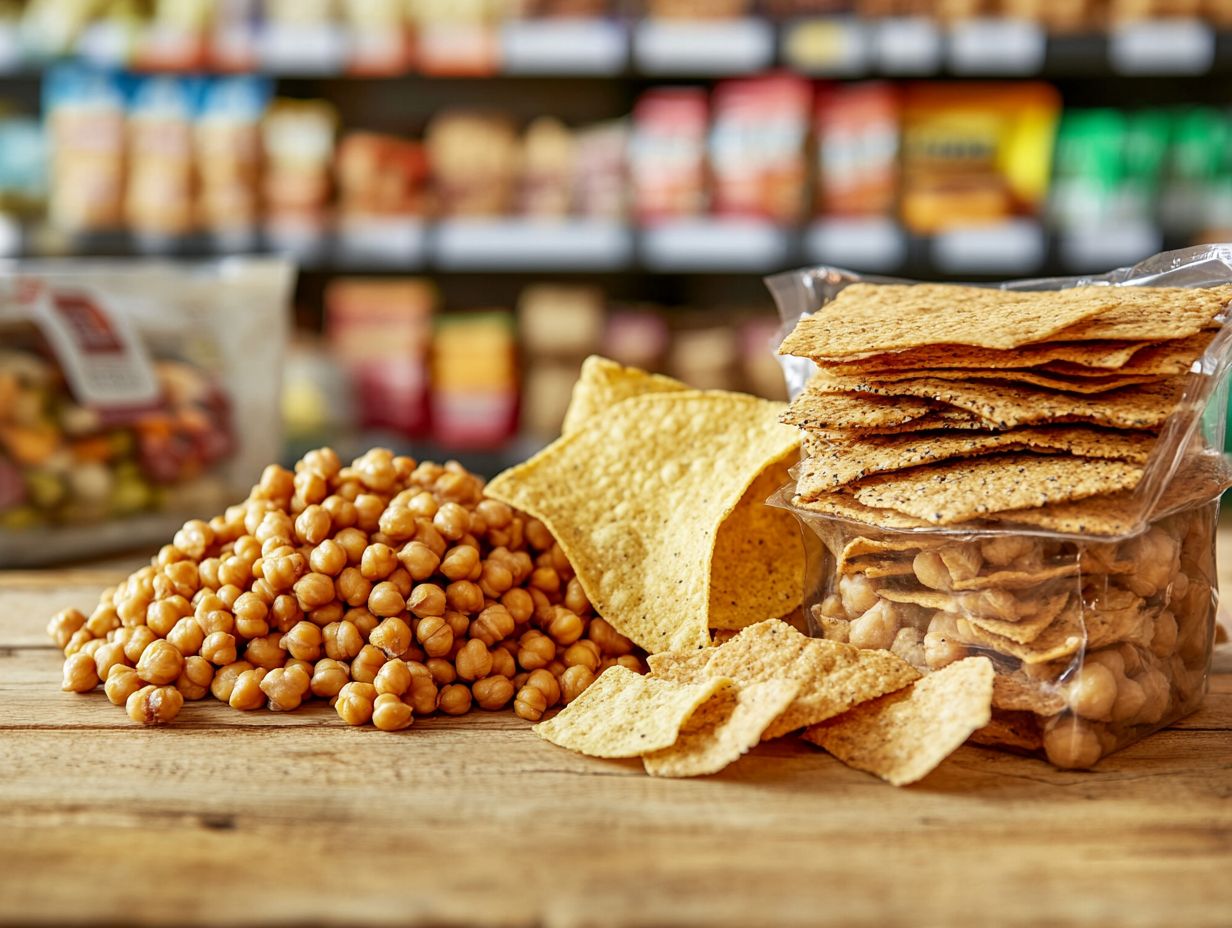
[709,74,812,223]
[813,81,899,219]
[426,110,520,217]
[325,277,435,438]
[195,76,270,246]
[899,82,1060,234]
[0,258,293,566]
[630,87,709,221]
[517,284,606,438]
[125,75,196,240]
[431,311,519,449]
[44,65,126,232]
[261,98,337,235]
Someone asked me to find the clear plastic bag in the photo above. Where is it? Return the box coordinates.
[0,258,294,566]
[765,244,1232,767]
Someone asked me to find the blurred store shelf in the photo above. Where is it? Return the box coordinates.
[432,219,633,272]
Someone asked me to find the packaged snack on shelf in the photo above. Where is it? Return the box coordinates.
[573,120,628,221]
[813,81,899,219]
[44,65,127,233]
[124,75,198,240]
[343,0,414,74]
[517,117,576,219]
[767,244,1232,768]
[630,87,709,222]
[0,258,293,566]
[899,82,1060,235]
[431,311,520,450]
[261,99,337,228]
[335,131,428,221]
[195,76,270,244]
[325,277,436,439]
[709,74,812,224]
[426,111,519,218]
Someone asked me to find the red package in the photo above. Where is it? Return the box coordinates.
[630,87,709,223]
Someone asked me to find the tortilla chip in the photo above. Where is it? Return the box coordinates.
[959,607,1086,664]
[487,392,800,652]
[803,375,1183,430]
[992,674,1066,715]
[647,649,715,681]
[796,427,1154,495]
[817,339,1152,372]
[642,680,800,778]
[964,593,1072,644]
[709,459,805,630]
[777,284,1134,359]
[803,656,995,786]
[561,355,689,436]
[654,619,921,740]
[950,562,1080,591]
[850,454,1144,525]
[532,666,732,758]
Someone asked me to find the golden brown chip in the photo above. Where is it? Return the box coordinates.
[1045,285,1232,343]
[777,284,1135,359]
[803,375,1183,430]
[970,711,1044,752]
[803,656,995,786]
[656,619,921,740]
[992,674,1066,715]
[709,459,805,630]
[647,649,716,681]
[642,679,799,778]
[532,666,732,758]
[1041,331,1214,378]
[964,593,1072,644]
[849,454,1144,526]
[486,392,800,652]
[858,367,1155,394]
[561,355,690,436]
[796,427,1154,495]
[950,562,1080,591]
[781,389,945,431]
[813,339,1151,372]
[792,492,934,530]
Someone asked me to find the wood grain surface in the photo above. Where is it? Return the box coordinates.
[1,564,1231,928]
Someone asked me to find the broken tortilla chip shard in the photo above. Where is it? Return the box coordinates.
[642,679,800,778]
[532,666,732,758]
[803,656,995,786]
[649,619,920,740]
[485,391,801,652]
[561,355,690,436]
[848,453,1144,525]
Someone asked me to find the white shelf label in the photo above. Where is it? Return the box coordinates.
[259,23,349,74]
[641,219,789,272]
[932,220,1045,276]
[804,217,906,273]
[502,19,627,74]
[949,18,1046,75]
[1110,19,1214,75]
[1060,223,1163,273]
[337,219,427,267]
[634,18,774,75]
[782,17,869,76]
[875,18,942,74]
[433,219,631,270]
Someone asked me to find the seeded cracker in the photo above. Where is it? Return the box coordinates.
[777,283,1129,358]
[1041,284,1232,342]
[801,375,1185,430]
[650,620,920,740]
[854,367,1155,394]
[803,657,995,786]
[486,392,800,652]
[532,666,733,758]
[642,680,800,778]
[796,427,1154,495]
[849,454,1144,525]
[780,388,943,430]
[816,339,1152,371]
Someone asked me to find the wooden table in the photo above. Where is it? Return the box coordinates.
[2,562,1231,928]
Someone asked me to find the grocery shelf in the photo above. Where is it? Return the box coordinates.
[10,220,1208,281]
[5,17,1232,80]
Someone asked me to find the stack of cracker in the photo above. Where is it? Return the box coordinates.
[777,282,1232,535]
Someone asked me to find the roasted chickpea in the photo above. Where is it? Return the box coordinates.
[62,652,100,692]
[233,592,270,636]
[563,578,590,616]
[271,593,305,632]
[433,502,470,541]
[298,447,341,479]
[478,560,514,598]
[378,505,418,543]
[136,640,183,685]
[560,665,595,703]
[475,499,511,530]
[323,620,363,661]
[228,668,267,710]
[167,617,205,656]
[426,657,456,686]
[336,682,377,725]
[47,608,88,649]
[563,639,601,673]
[490,646,517,679]
[127,685,184,725]
[347,607,379,638]
[1067,663,1119,721]
[471,604,515,646]
[374,659,412,696]
[245,634,288,670]
[501,587,534,625]
[587,618,633,657]
[293,572,335,611]
[105,664,143,706]
[415,615,454,658]
[351,644,387,683]
[518,631,555,672]
[308,539,347,577]
[322,495,357,530]
[311,658,350,698]
[546,607,584,646]
[293,468,328,506]
[1043,715,1104,769]
[92,641,128,682]
[281,621,323,661]
[121,626,157,664]
[372,693,414,731]
[334,567,372,608]
[370,616,412,658]
[334,527,368,565]
[260,665,311,711]
[414,519,447,558]
[293,504,331,546]
[200,631,238,666]
[367,582,406,618]
[437,683,472,715]
[440,544,480,582]
[445,581,484,614]
[472,675,514,710]
[144,600,180,638]
[455,639,494,682]
[525,668,561,707]
[514,685,548,721]
[85,603,120,637]
[176,656,214,700]
[408,583,446,618]
[354,494,385,533]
